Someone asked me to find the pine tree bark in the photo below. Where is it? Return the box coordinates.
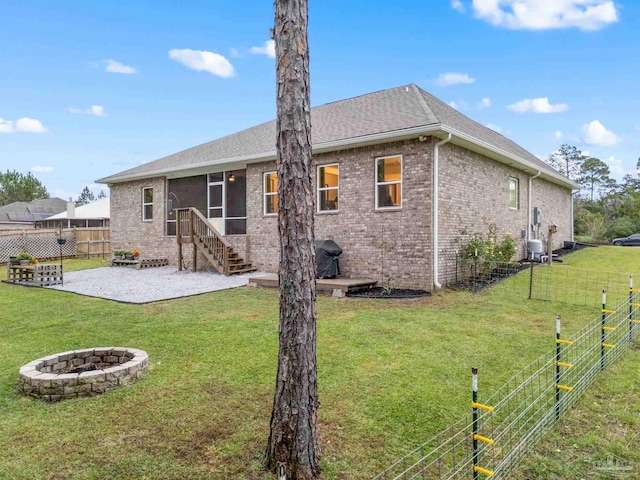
[266,0,320,478]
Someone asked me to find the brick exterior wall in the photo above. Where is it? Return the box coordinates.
[111,178,187,266]
[109,138,573,291]
[246,139,434,289]
[437,143,572,284]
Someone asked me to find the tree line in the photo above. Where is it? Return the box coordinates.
[545,144,640,242]
[0,170,106,207]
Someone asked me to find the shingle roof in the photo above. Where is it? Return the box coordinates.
[97,84,573,187]
[0,197,67,223]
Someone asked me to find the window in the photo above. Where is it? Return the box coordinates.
[375,155,402,209]
[142,187,153,220]
[264,172,278,215]
[509,177,519,209]
[317,164,339,212]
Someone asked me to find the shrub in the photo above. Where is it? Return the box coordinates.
[463,225,517,263]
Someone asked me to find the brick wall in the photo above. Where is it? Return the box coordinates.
[437,143,572,284]
[246,138,433,290]
[109,138,573,291]
[110,177,183,265]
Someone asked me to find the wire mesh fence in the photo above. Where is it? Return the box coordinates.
[372,288,640,480]
[448,254,526,293]
[528,264,632,308]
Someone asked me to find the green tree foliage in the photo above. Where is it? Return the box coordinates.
[75,186,96,206]
[578,157,610,201]
[97,190,107,199]
[548,144,640,243]
[547,144,586,180]
[0,170,49,206]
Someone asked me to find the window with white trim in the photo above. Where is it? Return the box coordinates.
[509,177,519,210]
[375,155,402,209]
[142,187,153,220]
[264,172,278,215]
[317,164,339,212]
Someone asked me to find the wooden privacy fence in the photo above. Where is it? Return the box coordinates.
[75,227,110,258]
[0,228,110,263]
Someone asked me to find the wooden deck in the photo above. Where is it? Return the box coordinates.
[248,273,377,293]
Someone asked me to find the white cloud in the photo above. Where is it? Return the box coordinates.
[471,0,618,31]
[169,49,235,78]
[485,123,503,133]
[30,166,55,173]
[105,59,137,74]
[479,97,491,109]
[601,155,636,181]
[507,97,569,113]
[0,117,48,133]
[434,72,476,87]
[448,101,458,109]
[250,40,276,59]
[582,120,620,146]
[451,0,466,12]
[554,130,564,140]
[68,105,107,117]
[0,119,13,134]
[87,105,106,117]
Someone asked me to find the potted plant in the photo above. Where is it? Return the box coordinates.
[113,250,127,260]
[131,249,140,259]
[124,250,134,260]
[16,253,33,266]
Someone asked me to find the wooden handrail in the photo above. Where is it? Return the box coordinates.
[175,207,232,274]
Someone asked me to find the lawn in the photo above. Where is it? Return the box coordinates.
[0,248,638,479]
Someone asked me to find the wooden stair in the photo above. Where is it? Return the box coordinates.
[176,207,255,276]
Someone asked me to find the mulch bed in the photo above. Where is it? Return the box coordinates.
[347,287,430,299]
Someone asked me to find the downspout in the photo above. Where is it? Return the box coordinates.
[571,190,575,241]
[433,132,452,289]
[527,170,541,241]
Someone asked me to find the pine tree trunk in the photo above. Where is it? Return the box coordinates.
[266,0,320,478]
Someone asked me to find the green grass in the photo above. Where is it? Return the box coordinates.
[0,249,638,479]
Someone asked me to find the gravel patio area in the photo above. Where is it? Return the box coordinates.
[46,266,269,303]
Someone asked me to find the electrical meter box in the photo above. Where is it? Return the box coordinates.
[533,207,542,226]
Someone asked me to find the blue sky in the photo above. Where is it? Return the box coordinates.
[1,0,638,200]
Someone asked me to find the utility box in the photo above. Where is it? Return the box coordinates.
[533,207,542,226]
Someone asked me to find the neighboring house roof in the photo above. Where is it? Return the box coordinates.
[97,84,578,189]
[0,197,67,223]
[46,197,110,220]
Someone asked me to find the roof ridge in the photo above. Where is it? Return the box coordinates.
[319,83,413,107]
[409,84,438,125]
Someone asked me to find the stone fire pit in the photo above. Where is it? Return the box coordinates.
[19,347,148,402]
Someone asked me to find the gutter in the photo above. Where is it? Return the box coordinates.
[97,125,443,184]
[527,170,541,241]
[439,125,580,191]
[432,133,452,289]
[97,123,578,189]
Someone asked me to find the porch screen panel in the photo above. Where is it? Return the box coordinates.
[225,170,246,234]
[167,175,207,235]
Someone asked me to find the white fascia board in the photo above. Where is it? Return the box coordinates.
[97,122,576,190]
[442,126,580,190]
[96,125,443,185]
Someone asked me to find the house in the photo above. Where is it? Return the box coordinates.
[36,197,110,229]
[97,84,579,290]
[0,197,67,230]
